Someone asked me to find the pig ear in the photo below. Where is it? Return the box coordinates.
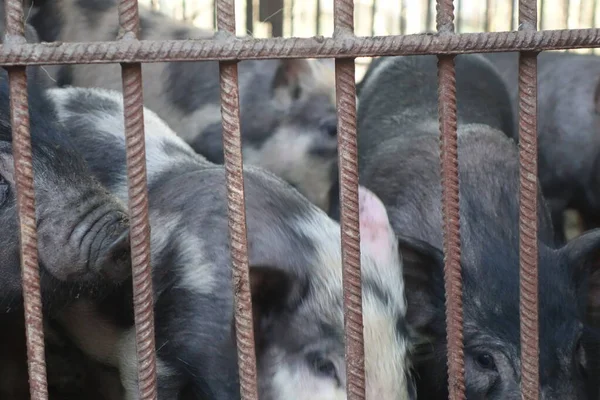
[398,235,445,336]
[560,228,600,322]
[358,185,397,266]
[248,266,305,349]
[271,59,312,101]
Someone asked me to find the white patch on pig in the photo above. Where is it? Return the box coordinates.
[47,87,206,200]
[287,187,411,399]
[172,231,218,295]
[117,327,178,400]
[272,363,346,400]
[244,125,336,211]
[54,300,125,367]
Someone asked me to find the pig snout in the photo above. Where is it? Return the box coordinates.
[89,219,131,282]
[37,199,132,283]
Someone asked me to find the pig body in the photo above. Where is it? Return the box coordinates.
[357,54,600,399]
[46,85,420,400]
[28,0,339,214]
[483,51,600,242]
[0,69,132,314]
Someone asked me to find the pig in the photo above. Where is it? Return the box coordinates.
[44,85,421,400]
[482,51,600,243]
[0,68,132,314]
[27,0,339,215]
[356,53,600,399]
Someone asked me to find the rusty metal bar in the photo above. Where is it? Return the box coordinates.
[436,0,465,399]
[4,0,48,398]
[117,1,158,399]
[517,0,539,397]
[333,1,364,399]
[0,29,598,65]
[216,1,259,399]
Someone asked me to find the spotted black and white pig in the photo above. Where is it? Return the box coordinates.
[0,69,132,313]
[27,0,339,215]
[357,53,600,399]
[482,51,600,243]
[44,85,420,400]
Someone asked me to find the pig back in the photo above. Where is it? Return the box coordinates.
[357,54,516,165]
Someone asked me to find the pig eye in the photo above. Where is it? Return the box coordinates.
[0,174,8,205]
[307,352,339,383]
[475,352,497,371]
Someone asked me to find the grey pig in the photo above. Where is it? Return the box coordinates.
[45,85,421,400]
[27,0,339,214]
[357,53,600,399]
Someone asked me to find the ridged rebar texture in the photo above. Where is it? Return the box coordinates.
[4,0,48,398]
[216,1,259,399]
[436,0,466,399]
[118,1,158,399]
[518,0,540,398]
[0,29,598,65]
[333,1,365,400]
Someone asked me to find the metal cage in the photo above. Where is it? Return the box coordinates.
[2,0,599,399]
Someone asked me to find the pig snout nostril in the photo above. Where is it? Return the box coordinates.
[96,229,132,281]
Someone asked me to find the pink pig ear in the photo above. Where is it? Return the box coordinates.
[358,186,397,265]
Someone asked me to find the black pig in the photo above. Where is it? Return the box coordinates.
[484,51,600,243]
[357,53,600,399]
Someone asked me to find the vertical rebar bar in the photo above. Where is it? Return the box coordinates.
[436,0,465,399]
[333,1,364,399]
[216,1,259,399]
[117,1,158,399]
[518,0,539,398]
[4,0,47,398]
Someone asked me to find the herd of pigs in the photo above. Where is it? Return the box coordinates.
[1,0,600,399]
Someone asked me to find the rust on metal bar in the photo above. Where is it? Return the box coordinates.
[117,1,158,399]
[4,0,48,398]
[518,0,540,398]
[436,0,465,399]
[0,29,598,66]
[216,1,259,399]
[333,0,365,398]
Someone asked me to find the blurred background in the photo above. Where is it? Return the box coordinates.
[137,0,600,79]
